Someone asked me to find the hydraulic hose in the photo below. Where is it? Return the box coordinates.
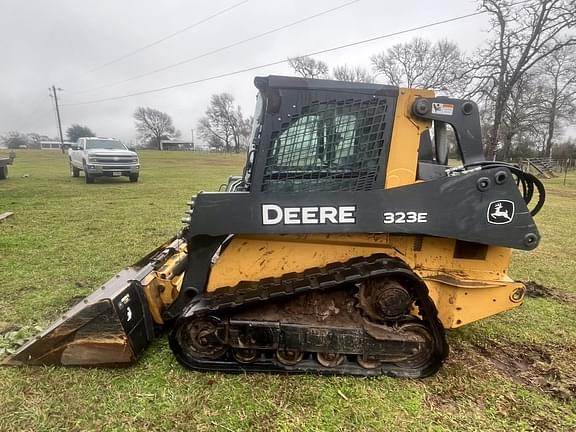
[463,161,546,216]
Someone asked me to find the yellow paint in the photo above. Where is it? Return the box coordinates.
[425,278,524,328]
[204,233,522,329]
[385,88,434,188]
[142,243,187,324]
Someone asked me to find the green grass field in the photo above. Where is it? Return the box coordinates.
[0,150,575,432]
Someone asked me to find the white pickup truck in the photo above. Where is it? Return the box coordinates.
[69,137,140,183]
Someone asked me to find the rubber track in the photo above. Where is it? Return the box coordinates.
[169,254,449,377]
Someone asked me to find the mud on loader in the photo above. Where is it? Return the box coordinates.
[2,76,545,377]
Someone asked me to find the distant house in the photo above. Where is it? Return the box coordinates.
[39,141,72,150]
[159,139,195,151]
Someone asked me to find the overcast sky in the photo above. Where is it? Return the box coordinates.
[1,0,490,145]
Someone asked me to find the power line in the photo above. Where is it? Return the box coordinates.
[63,9,489,107]
[73,0,361,95]
[82,0,248,76]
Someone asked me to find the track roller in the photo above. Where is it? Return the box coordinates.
[316,352,345,368]
[276,349,304,366]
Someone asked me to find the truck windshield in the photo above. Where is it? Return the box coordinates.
[86,140,126,150]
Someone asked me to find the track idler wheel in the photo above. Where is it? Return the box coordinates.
[358,278,413,321]
[393,323,434,369]
[175,317,227,360]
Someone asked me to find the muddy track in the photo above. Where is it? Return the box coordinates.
[452,339,576,402]
[523,280,576,304]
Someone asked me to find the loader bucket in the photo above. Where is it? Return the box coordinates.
[2,239,184,366]
[2,268,155,366]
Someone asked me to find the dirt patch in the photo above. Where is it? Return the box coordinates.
[0,322,19,335]
[14,285,38,294]
[523,280,576,304]
[465,340,576,401]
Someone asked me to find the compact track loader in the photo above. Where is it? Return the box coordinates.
[3,76,545,377]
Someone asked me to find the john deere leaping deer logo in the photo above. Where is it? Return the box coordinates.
[487,200,515,225]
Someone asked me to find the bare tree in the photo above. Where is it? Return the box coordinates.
[134,107,177,149]
[288,56,329,79]
[332,65,374,83]
[499,73,543,159]
[1,131,52,149]
[238,115,253,150]
[371,37,468,91]
[1,131,29,149]
[553,138,576,159]
[534,45,576,157]
[197,93,250,153]
[472,0,576,159]
[66,124,96,143]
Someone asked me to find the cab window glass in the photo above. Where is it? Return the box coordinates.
[262,98,390,192]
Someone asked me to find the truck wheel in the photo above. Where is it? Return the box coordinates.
[70,162,80,177]
[0,166,7,180]
[129,174,139,183]
[83,161,94,184]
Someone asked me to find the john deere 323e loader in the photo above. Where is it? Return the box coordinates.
[3,76,545,377]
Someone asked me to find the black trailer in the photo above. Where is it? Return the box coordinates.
[0,152,15,179]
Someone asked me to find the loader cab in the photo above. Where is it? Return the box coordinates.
[242,76,485,192]
[244,76,398,193]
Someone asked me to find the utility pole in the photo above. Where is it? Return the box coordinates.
[50,85,64,147]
